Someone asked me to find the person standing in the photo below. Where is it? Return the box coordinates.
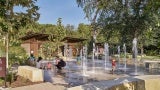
[28,54,35,66]
[76,55,81,65]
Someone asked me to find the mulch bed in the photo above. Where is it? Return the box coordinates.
[11,76,43,88]
[10,76,43,88]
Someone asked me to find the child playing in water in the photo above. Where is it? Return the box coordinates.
[47,62,52,70]
[111,58,116,74]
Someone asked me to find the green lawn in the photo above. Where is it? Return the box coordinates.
[141,55,160,60]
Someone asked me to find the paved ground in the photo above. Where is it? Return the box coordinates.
[1,59,160,90]
[0,82,65,90]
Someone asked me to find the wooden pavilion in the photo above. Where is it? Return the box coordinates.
[96,42,105,55]
[20,32,51,57]
[61,37,87,56]
[20,32,86,58]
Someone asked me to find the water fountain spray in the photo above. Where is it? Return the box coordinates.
[92,30,97,73]
[123,44,127,72]
[82,45,88,76]
[96,46,99,62]
[132,38,138,75]
[80,49,83,67]
[104,43,109,70]
[117,46,120,70]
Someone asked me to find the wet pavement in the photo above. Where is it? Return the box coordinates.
[2,59,159,90]
[43,60,160,88]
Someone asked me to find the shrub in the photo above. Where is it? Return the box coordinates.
[6,72,17,84]
[9,46,28,67]
[145,50,158,56]
[0,78,4,86]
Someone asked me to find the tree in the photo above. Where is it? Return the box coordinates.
[77,0,160,54]
[77,23,92,53]
[65,24,76,36]
[0,0,39,68]
[54,18,66,54]
[41,18,66,57]
[0,0,40,31]
[77,23,91,44]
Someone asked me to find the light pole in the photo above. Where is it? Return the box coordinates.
[6,33,9,69]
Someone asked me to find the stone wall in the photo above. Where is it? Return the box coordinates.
[18,66,44,82]
[68,75,160,90]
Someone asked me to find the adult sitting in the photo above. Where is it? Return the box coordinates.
[55,56,66,71]
[36,57,42,69]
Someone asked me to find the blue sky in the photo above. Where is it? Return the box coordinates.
[36,0,90,27]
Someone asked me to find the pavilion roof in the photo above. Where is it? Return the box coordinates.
[61,37,87,43]
[20,32,86,43]
[19,32,51,41]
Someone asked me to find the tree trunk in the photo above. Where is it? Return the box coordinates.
[58,45,59,55]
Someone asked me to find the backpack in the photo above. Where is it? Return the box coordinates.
[29,56,35,61]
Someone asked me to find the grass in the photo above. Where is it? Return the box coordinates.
[114,53,160,61]
[141,55,160,60]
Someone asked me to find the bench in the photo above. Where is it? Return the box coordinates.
[18,66,44,82]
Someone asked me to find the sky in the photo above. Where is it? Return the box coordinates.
[36,0,90,27]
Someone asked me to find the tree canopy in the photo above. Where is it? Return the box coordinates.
[77,0,159,36]
[0,0,40,67]
[77,0,160,54]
